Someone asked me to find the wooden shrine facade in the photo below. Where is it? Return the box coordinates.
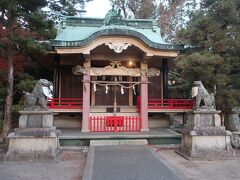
[44,10,193,132]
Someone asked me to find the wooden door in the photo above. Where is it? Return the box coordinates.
[148,76,162,99]
[60,66,83,98]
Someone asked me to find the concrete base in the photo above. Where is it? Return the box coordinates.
[19,110,54,128]
[6,110,61,161]
[6,130,61,161]
[176,134,235,160]
[177,110,235,160]
[90,139,148,146]
[4,150,61,161]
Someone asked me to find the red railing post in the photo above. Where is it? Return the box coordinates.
[169,99,173,109]
[48,98,54,109]
[104,116,106,132]
[131,116,134,131]
[125,116,129,132]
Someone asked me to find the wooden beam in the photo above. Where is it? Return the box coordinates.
[55,36,180,57]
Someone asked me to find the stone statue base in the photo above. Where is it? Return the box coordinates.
[5,111,61,161]
[176,110,235,160]
[225,109,240,148]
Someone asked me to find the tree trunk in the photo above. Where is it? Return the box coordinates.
[2,41,14,140]
[1,0,14,141]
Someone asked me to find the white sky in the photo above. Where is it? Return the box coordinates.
[85,0,112,18]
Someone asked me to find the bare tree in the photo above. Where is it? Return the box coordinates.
[110,0,199,41]
[158,0,199,41]
[110,0,155,19]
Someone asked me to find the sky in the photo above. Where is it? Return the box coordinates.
[85,0,112,18]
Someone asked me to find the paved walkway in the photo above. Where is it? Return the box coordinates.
[83,146,185,180]
[0,150,87,180]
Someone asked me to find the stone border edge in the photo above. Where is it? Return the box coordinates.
[82,147,94,180]
[146,146,187,180]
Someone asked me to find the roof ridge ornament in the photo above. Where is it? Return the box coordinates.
[152,20,158,32]
[104,5,126,26]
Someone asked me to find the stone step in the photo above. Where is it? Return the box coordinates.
[90,139,148,146]
[90,112,140,116]
[90,106,138,113]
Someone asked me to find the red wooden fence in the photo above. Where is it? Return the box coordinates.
[48,98,83,109]
[137,96,194,110]
[90,116,141,132]
[148,98,194,109]
[48,97,193,111]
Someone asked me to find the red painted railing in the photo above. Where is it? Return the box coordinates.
[90,116,141,132]
[48,97,193,111]
[137,96,194,110]
[148,98,194,109]
[48,98,83,109]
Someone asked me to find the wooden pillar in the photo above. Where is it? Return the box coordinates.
[129,77,133,106]
[140,61,149,132]
[53,54,60,98]
[81,57,91,132]
[91,76,96,106]
[162,59,169,99]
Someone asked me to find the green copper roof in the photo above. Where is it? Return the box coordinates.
[51,8,183,51]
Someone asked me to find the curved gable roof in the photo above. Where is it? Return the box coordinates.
[51,16,183,51]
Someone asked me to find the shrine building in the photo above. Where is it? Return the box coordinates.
[41,9,194,133]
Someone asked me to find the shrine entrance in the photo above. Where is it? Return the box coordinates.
[89,73,142,132]
[94,76,139,106]
[94,76,125,106]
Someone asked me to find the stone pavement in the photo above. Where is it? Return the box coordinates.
[154,148,240,180]
[0,150,87,180]
[83,146,185,180]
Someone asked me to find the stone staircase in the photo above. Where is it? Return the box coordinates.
[90,139,148,146]
[90,106,138,113]
[90,105,139,116]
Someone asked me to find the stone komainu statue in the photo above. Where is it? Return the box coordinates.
[23,79,53,111]
[192,81,215,110]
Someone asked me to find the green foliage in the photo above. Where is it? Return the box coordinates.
[0,0,58,62]
[15,73,36,93]
[47,0,92,24]
[176,52,229,87]
[0,87,7,108]
[48,0,91,16]
[11,104,23,113]
[174,0,240,112]
[0,120,3,130]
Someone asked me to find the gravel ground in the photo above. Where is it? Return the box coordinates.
[1,145,239,180]
[152,146,240,180]
[0,148,88,180]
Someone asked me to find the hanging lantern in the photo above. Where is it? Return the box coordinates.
[133,85,136,95]
[93,83,97,92]
[121,86,124,95]
[105,85,109,94]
